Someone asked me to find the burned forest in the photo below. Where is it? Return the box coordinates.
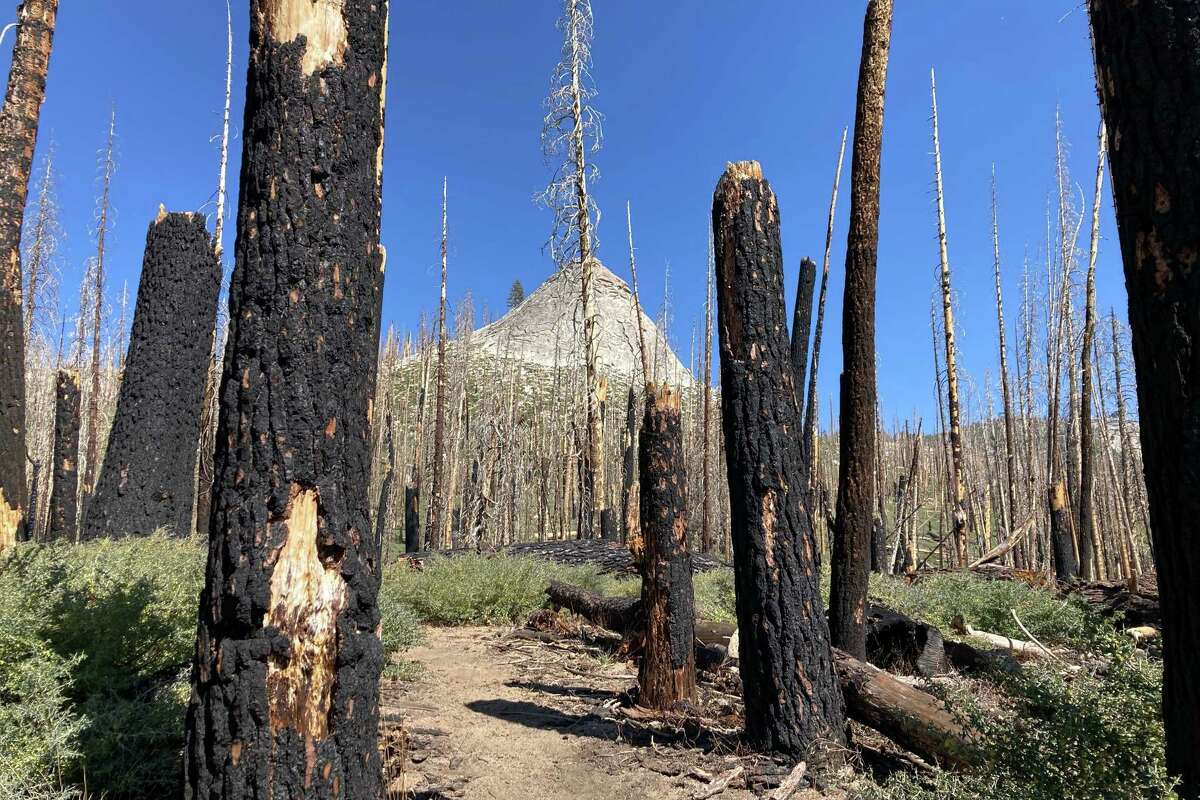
[0,2,1194,800]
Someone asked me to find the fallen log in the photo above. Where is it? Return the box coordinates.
[546,580,642,637]
[832,648,979,769]
[950,614,1047,661]
[544,581,979,769]
[967,514,1035,569]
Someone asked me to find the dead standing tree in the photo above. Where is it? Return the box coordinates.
[929,69,969,567]
[46,367,78,541]
[637,384,696,709]
[82,111,115,500]
[81,212,220,539]
[1078,123,1107,580]
[1088,3,1200,795]
[184,0,390,797]
[990,170,1019,546]
[540,0,611,539]
[427,178,448,549]
[832,0,893,659]
[713,161,845,757]
[0,0,57,549]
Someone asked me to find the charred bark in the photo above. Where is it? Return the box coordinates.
[375,411,396,559]
[185,1,389,797]
[833,0,893,658]
[404,485,420,553]
[82,213,220,539]
[790,257,817,417]
[1088,4,1200,792]
[46,368,79,542]
[0,0,58,550]
[1049,480,1077,583]
[621,385,638,547]
[713,160,845,756]
[637,383,696,709]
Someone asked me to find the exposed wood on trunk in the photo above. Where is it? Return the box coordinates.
[833,0,893,658]
[185,1,389,796]
[701,237,715,553]
[46,367,78,541]
[637,383,696,708]
[81,213,220,539]
[0,0,58,549]
[713,160,845,756]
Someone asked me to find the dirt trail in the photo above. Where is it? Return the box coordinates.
[380,626,757,800]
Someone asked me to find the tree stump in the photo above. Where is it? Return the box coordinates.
[713,160,845,756]
[637,383,696,709]
[81,212,220,539]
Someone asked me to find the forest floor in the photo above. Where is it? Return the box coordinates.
[380,626,842,800]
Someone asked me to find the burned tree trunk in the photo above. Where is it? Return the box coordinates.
[0,0,58,550]
[375,411,396,559]
[790,257,817,414]
[637,383,696,709]
[185,1,389,798]
[1050,479,1077,583]
[46,368,79,542]
[833,0,893,658]
[621,385,639,547]
[713,160,845,756]
[1088,4,1200,795]
[82,213,220,539]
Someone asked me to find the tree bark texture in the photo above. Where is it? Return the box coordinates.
[46,368,79,542]
[621,385,639,547]
[713,160,845,757]
[81,213,220,539]
[1087,3,1200,794]
[832,0,893,659]
[1050,479,1077,583]
[637,383,696,709]
[790,257,817,419]
[0,0,57,551]
[185,1,389,797]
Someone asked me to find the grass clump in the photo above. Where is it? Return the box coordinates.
[693,568,736,623]
[381,554,637,627]
[869,571,1099,649]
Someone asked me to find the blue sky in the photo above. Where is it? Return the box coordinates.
[12,1,1118,428]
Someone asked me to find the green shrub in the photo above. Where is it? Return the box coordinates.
[0,566,85,800]
[869,572,1100,649]
[381,554,636,626]
[859,641,1175,800]
[0,535,205,797]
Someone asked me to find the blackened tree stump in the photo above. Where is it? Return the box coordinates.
[46,368,80,542]
[185,2,390,798]
[713,160,845,757]
[81,212,220,539]
[637,383,696,709]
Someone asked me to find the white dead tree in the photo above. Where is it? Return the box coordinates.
[539,0,610,539]
[214,0,232,258]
